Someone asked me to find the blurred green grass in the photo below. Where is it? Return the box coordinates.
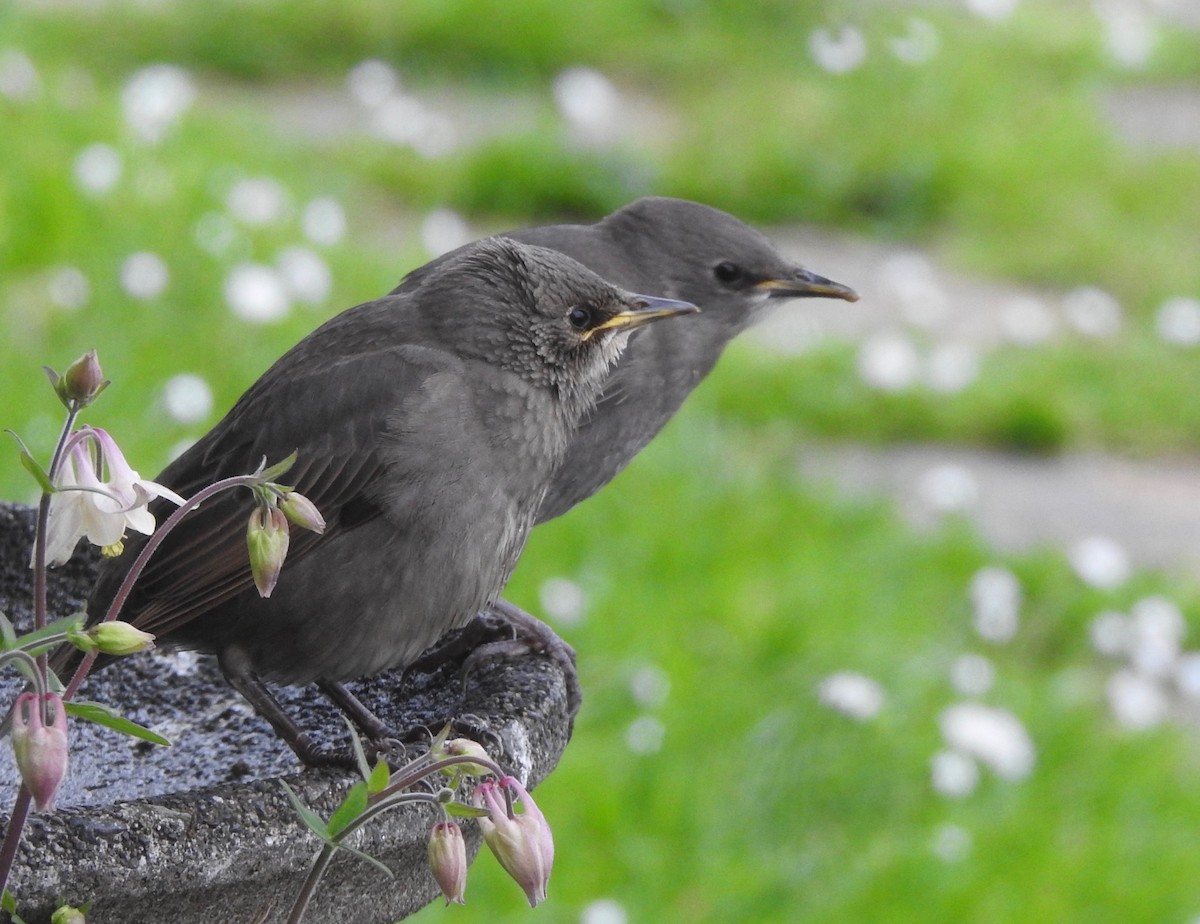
[4,1,1200,922]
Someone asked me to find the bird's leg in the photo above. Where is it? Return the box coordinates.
[225,670,355,768]
[407,598,582,734]
[315,679,391,739]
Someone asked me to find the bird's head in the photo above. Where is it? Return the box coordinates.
[419,237,699,410]
[605,197,858,333]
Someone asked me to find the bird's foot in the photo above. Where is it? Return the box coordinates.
[406,600,581,735]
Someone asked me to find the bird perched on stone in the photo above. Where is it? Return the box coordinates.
[395,197,858,522]
[57,238,698,763]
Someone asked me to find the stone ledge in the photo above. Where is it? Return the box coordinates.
[0,503,572,923]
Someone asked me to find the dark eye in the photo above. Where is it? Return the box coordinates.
[713,261,743,285]
[567,305,594,330]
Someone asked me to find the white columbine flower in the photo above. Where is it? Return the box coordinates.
[42,428,184,566]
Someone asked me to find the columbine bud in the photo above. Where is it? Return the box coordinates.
[11,692,69,812]
[247,506,290,598]
[60,349,106,407]
[433,737,493,778]
[428,821,468,906]
[88,621,156,656]
[280,491,326,534]
[475,777,554,907]
[51,904,87,924]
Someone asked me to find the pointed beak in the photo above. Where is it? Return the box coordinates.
[584,295,700,340]
[756,268,859,302]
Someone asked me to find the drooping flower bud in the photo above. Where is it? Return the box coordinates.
[432,737,493,778]
[11,692,70,812]
[51,904,87,924]
[88,621,156,656]
[247,506,290,598]
[280,491,326,534]
[428,821,468,906]
[60,349,106,407]
[475,776,554,907]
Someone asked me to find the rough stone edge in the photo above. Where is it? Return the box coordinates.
[0,502,572,923]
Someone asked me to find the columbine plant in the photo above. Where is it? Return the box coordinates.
[1,350,552,919]
[0,350,324,917]
[281,724,555,923]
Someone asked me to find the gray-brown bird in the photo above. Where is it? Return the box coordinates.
[61,237,698,762]
[395,197,858,521]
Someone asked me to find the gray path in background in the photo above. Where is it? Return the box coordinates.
[217,71,1200,580]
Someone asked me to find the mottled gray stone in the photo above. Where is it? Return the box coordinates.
[0,503,571,923]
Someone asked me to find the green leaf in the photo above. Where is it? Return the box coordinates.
[0,611,17,650]
[445,802,490,819]
[345,716,371,783]
[326,781,369,839]
[17,448,54,495]
[367,758,391,795]
[65,701,171,746]
[258,450,298,484]
[2,888,27,924]
[280,780,331,842]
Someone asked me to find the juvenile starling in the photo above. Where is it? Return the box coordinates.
[61,238,698,762]
[396,197,858,520]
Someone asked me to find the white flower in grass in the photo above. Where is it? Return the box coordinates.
[43,429,184,566]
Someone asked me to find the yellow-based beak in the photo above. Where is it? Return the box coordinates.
[583,295,700,340]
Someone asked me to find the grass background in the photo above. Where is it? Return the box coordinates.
[4,1,1200,921]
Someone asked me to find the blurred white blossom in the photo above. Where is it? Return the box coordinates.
[302,196,347,247]
[538,576,587,625]
[121,64,195,143]
[966,0,1019,21]
[818,671,885,720]
[950,653,995,697]
[969,565,1021,643]
[1069,536,1130,589]
[939,702,1035,781]
[161,374,214,425]
[1156,296,1200,346]
[629,664,670,709]
[1062,286,1122,339]
[0,49,40,102]
[554,67,621,143]
[999,295,1057,345]
[347,58,399,109]
[47,266,90,312]
[421,207,473,257]
[918,463,978,514]
[931,749,979,798]
[625,715,665,755]
[581,899,629,924]
[1106,668,1169,729]
[809,26,867,74]
[277,246,333,305]
[857,332,920,392]
[924,342,980,394]
[225,263,291,323]
[227,176,290,226]
[74,143,122,196]
[120,251,169,300]
[889,18,940,65]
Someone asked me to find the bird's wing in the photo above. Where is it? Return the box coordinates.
[91,343,456,640]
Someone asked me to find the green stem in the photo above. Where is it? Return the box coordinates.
[62,473,259,703]
[285,792,435,924]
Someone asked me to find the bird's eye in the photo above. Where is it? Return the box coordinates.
[713,261,743,284]
[567,305,594,330]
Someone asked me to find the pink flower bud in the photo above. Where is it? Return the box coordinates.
[475,777,554,907]
[280,491,326,534]
[247,506,289,598]
[88,621,156,656]
[428,821,468,905]
[60,350,106,406]
[11,692,69,812]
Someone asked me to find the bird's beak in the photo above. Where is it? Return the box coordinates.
[756,268,859,302]
[584,295,700,340]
